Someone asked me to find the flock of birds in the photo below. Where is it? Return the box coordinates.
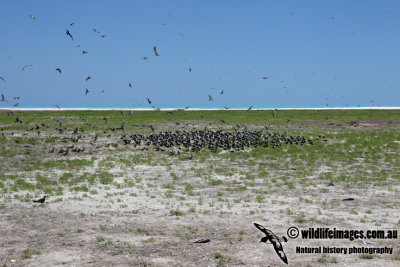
[0,14,274,109]
[122,129,323,152]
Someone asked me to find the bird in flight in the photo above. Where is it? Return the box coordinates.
[22,65,33,70]
[0,76,6,83]
[262,76,269,80]
[220,90,224,95]
[14,103,19,107]
[33,196,46,204]
[66,29,74,40]
[70,22,75,27]
[55,105,61,109]
[254,223,288,264]
[100,89,105,93]
[143,57,149,60]
[93,28,100,33]
[85,76,91,82]
[28,14,36,20]
[247,105,253,111]
[153,46,160,56]
[209,95,213,101]
[189,67,192,72]
[1,94,8,102]
[82,51,88,55]
[129,82,132,88]
[85,88,90,95]
[147,98,152,105]
[101,34,107,38]
[56,68,62,74]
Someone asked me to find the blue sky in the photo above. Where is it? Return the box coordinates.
[0,0,399,108]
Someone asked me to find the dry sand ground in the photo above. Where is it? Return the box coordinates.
[0,118,399,266]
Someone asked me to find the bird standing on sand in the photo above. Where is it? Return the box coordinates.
[153,46,160,56]
[254,223,288,264]
[33,196,46,204]
[66,29,74,40]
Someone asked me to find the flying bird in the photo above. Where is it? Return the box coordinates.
[247,105,253,111]
[69,22,75,27]
[66,29,74,40]
[82,51,88,55]
[33,196,46,204]
[254,223,288,264]
[262,76,269,80]
[143,57,149,60]
[100,89,105,93]
[93,28,100,33]
[55,105,61,109]
[0,76,5,83]
[1,94,8,102]
[220,90,224,95]
[189,67,192,72]
[129,82,132,88]
[101,34,107,38]
[22,65,33,70]
[153,46,160,56]
[14,103,19,107]
[56,68,62,74]
[85,88,90,95]
[209,95,213,101]
[28,14,36,20]
[147,98,152,105]
[85,76,91,82]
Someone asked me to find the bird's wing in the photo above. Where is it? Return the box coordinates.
[273,245,288,264]
[254,223,271,235]
[0,76,5,83]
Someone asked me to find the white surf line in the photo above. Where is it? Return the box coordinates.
[1,107,400,111]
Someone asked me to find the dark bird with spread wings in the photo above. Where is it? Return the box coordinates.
[22,65,33,70]
[66,29,74,40]
[147,97,152,105]
[1,94,8,102]
[254,223,288,264]
[56,68,62,74]
[153,46,160,56]
[85,88,90,95]
[85,76,91,82]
